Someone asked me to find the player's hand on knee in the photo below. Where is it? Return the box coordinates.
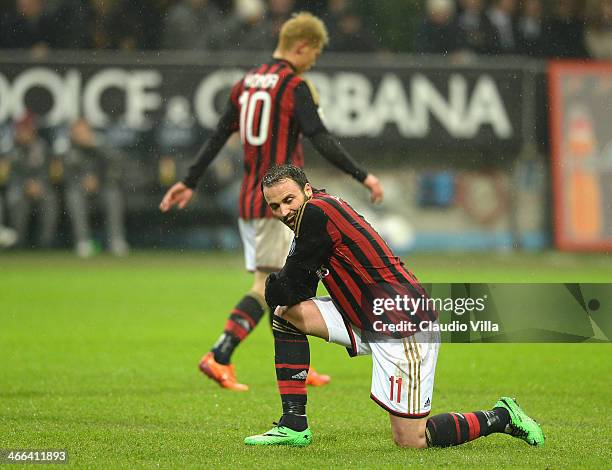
[265,272,280,310]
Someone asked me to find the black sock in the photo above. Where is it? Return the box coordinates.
[426,408,510,447]
[272,314,309,432]
[210,332,240,365]
[279,413,308,432]
[212,294,265,364]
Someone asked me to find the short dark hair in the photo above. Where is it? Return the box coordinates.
[261,164,309,192]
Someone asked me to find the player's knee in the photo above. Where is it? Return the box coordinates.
[281,304,308,332]
[271,305,307,336]
[390,418,428,449]
[392,431,427,449]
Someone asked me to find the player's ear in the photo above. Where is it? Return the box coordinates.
[304,183,313,198]
[295,40,310,55]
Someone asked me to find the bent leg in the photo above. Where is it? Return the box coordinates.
[425,408,510,447]
[271,310,310,431]
[209,217,290,364]
[389,414,428,448]
[210,270,268,365]
[278,299,329,341]
[200,272,268,391]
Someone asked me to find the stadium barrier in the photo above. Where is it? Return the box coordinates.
[0,50,592,251]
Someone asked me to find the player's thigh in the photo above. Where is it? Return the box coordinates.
[298,296,371,355]
[280,300,329,341]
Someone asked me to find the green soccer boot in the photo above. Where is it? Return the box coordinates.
[244,424,312,447]
[494,397,545,447]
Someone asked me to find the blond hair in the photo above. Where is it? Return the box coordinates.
[277,12,329,51]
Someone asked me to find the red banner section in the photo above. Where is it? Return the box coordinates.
[549,61,612,251]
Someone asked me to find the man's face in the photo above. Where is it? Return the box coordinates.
[295,42,323,74]
[264,178,313,230]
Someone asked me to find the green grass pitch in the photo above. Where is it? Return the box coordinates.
[1,251,611,468]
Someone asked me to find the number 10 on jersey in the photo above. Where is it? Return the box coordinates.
[239,91,272,146]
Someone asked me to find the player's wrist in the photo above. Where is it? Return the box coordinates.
[355,169,368,183]
[181,178,197,190]
[363,173,377,186]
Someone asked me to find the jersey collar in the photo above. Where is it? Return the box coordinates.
[273,57,297,72]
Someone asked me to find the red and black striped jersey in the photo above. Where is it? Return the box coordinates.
[266,190,437,355]
[230,59,306,219]
[183,58,368,220]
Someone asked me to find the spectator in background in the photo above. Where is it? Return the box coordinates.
[325,0,348,27]
[162,0,222,50]
[6,112,59,248]
[545,0,589,58]
[210,0,233,14]
[45,0,92,48]
[326,7,380,53]
[63,119,129,258]
[414,0,460,55]
[585,0,612,59]
[295,0,326,16]
[104,0,163,50]
[456,0,500,55]
[217,0,271,51]
[269,0,295,24]
[517,0,547,57]
[0,0,54,52]
[323,0,381,53]
[239,0,296,51]
[486,0,519,54]
[82,0,114,49]
[0,136,18,249]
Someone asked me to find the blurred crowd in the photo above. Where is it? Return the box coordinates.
[415,0,611,59]
[0,112,130,256]
[0,0,610,58]
[0,0,610,254]
[0,108,241,255]
[0,0,380,53]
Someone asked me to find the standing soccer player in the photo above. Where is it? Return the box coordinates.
[245,164,545,449]
[160,12,384,391]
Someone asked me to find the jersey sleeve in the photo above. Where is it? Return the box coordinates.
[294,81,368,183]
[264,202,332,308]
[182,83,241,189]
[293,80,327,137]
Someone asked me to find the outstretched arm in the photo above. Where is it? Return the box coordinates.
[294,81,384,203]
[159,100,238,212]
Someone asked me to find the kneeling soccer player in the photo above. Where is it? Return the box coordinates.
[244,164,545,449]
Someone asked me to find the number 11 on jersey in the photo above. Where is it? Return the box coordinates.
[389,375,403,403]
